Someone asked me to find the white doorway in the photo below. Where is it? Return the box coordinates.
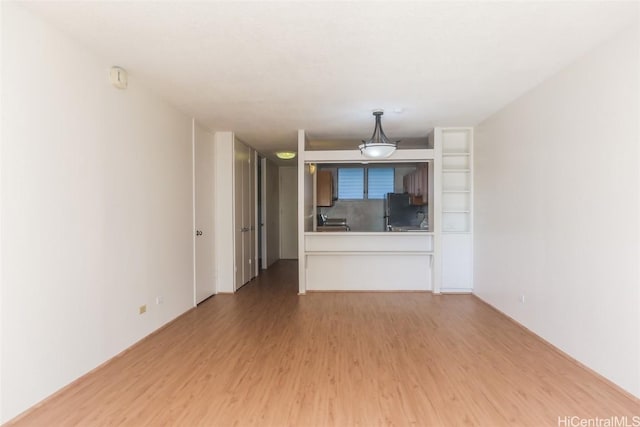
[279,166,298,259]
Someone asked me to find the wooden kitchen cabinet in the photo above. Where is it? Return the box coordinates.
[317,170,334,207]
[403,164,428,205]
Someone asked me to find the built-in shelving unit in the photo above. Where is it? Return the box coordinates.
[437,128,473,293]
[441,130,473,233]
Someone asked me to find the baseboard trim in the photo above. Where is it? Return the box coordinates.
[472,293,640,404]
[305,290,432,293]
[4,306,198,425]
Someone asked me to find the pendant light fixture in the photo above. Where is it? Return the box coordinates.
[276,151,296,160]
[359,110,398,159]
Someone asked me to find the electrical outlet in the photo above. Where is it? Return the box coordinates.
[156,296,164,305]
[520,295,526,304]
[139,305,147,314]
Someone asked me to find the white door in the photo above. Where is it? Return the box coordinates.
[194,124,216,304]
[279,166,298,259]
[260,157,268,269]
[234,140,254,290]
[242,148,252,284]
[250,151,258,277]
[234,141,247,289]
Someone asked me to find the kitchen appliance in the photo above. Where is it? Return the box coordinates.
[317,216,350,232]
[384,193,424,230]
[323,217,348,227]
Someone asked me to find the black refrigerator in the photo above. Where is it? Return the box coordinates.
[384,193,422,229]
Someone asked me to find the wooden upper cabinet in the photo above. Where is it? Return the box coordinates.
[402,164,428,205]
[317,170,334,207]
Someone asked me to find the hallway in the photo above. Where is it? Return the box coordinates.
[9,260,638,426]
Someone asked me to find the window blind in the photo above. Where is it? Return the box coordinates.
[367,168,394,199]
[337,168,364,199]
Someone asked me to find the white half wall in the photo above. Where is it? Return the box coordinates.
[474,24,639,397]
[1,4,194,422]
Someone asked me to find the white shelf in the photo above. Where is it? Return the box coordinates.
[443,156,470,170]
[438,127,474,292]
[440,129,471,153]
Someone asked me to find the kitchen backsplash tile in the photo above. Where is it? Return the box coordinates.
[320,200,385,232]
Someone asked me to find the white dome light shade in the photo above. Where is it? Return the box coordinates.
[276,151,296,160]
[360,110,398,159]
[358,142,397,158]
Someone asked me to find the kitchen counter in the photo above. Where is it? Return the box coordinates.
[315,225,350,232]
[303,232,433,291]
[306,231,433,235]
[387,226,431,232]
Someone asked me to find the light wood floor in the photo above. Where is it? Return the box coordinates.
[9,260,639,426]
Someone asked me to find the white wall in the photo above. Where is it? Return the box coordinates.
[1,4,194,422]
[265,159,280,267]
[279,166,298,259]
[475,24,639,397]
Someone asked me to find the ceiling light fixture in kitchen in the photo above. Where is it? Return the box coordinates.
[276,151,296,160]
[359,110,398,159]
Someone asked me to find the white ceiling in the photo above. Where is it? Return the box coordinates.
[22,1,638,160]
